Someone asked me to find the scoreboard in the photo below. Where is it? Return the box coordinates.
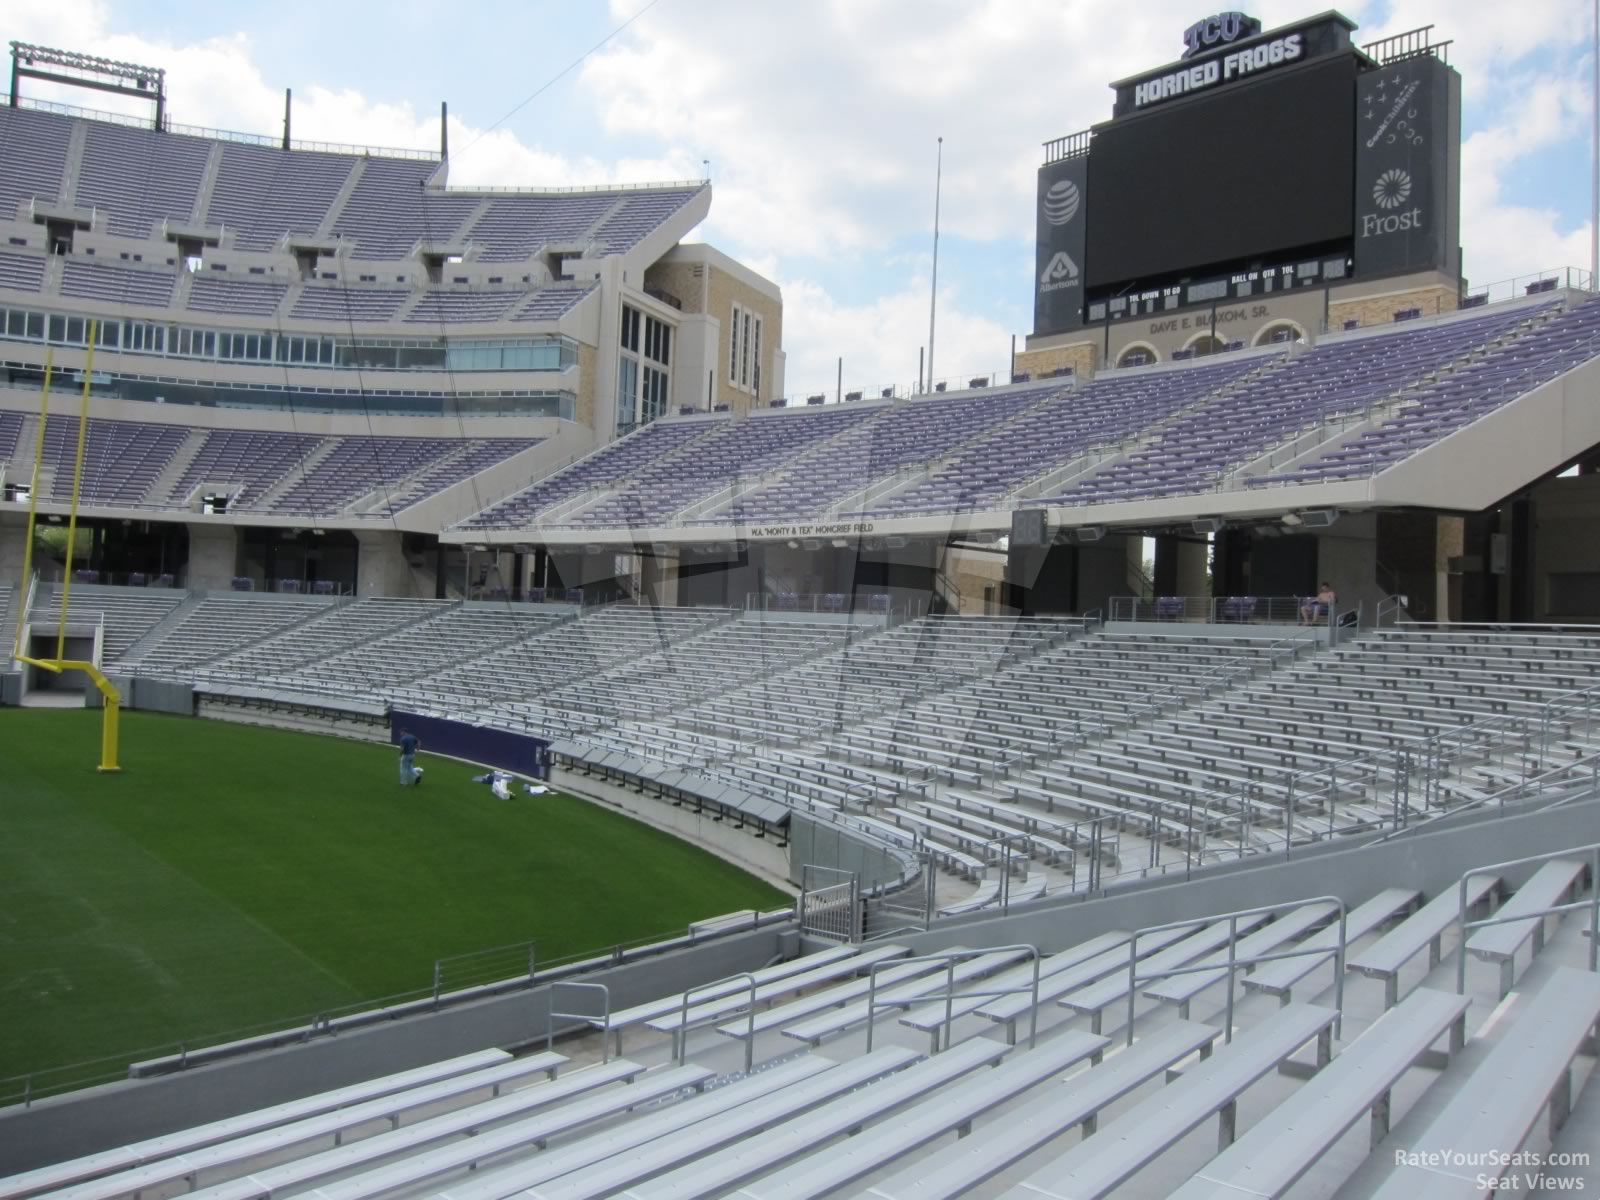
[1034,10,1460,337]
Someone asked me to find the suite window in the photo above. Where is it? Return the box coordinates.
[729,302,763,395]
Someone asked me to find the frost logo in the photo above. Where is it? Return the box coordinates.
[1043,179,1081,226]
[1373,168,1412,210]
[1040,251,1080,292]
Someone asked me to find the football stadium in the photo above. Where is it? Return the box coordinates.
[2,8,1600,1196]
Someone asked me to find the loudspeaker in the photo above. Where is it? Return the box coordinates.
[1011,508,1049,547]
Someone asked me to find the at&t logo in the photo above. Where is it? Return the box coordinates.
[1043,179,1080,226]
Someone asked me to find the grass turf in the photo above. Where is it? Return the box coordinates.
[0,709,788,1089]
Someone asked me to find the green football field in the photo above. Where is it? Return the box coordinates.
[0,708,788,1092]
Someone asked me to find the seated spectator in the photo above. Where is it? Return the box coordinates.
[1301,581,1336,624]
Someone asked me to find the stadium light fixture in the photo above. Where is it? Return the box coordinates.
[830,538,849,549]
[1280,512,1304,527]
[1076,526,1106,543]
[1192,517,1225,535]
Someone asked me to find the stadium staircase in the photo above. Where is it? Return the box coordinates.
[249,439,344,511]
[820,385,1077,517]
[143,430,211,508]
[1049,347,1296,497]
[115,590,208,661]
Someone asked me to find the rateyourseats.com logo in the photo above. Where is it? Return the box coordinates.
[1040,250,1080,291]
[1043,178,1081,226]
[1373,168,1413,210]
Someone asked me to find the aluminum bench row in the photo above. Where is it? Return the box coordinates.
[0,1049,513,1200]
[1368,967,1600,1199]
[178,1059,676,1200]
[993,1003,1339,1199]
[1167,986,1471,1199]
[30,1052,563,1200]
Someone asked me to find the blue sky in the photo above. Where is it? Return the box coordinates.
[8,0,1592,396]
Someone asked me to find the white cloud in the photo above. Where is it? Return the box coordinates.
[776,272,1015,398]
[4,0,1595,391]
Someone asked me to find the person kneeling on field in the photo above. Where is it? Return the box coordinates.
[398,729,422,786]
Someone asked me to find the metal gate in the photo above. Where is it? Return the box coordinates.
[798,865,862,942]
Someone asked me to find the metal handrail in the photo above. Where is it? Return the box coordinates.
[672,971,757,1070]
[863,944,1042,1054]
[548,982,610,1062]
[1455,843,1600,994]
[1126,896,1347,1046]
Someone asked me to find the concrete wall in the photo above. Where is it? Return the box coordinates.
[1314,511,1384,619]
[356,530,425,598]
[554,768,793,892]
[0,927,789,1175]
[1531,473,1600,621]
[896,798,1599,959]
[788,814,915,892]
[1074,536,1140,616]
[185,524,238,591]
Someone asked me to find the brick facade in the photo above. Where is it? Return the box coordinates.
[1015,339,1098,381]
[1328,284,1458,330]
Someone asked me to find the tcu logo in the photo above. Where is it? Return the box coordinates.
[1182,12,1263,58]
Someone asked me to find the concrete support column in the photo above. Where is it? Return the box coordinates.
[640,548,680,608]
[185,524,239,592]
[355,530,419,598]
[1004,542,1075,615]
[0,514,28,584]
[1376,512,1458,623]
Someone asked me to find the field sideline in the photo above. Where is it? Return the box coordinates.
[0,709,788,1088]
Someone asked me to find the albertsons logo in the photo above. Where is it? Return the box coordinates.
[1040,251,1080,292]
[1043,179,1081,226]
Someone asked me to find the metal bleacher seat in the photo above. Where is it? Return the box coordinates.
[1348,875,1501,1008]
[1166,987,1472,1199]
[0,1049,512,1200]
[994,1003,1339,1199]
[859,1021,1223,1200]
[1463,857,1587,998]
[429,1050,918,1200]
[729,1029,1108,1200]
[577,1039,1010,1200]
[1367,967,1600,1199]
[172,1058,659,1200]
[37,1052,566,1200]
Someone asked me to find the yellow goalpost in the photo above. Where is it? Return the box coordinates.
[11,318,123,772]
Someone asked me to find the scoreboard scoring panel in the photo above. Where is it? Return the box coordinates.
[1033,9,1461,339]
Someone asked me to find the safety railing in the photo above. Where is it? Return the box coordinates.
[672,971,758,1071]
[744,591,895,617]
[1459,266,1596,308]
[433,938,536,1001]
[798,865,862,942]
[1455,844,1600,994]
[548,982,610,1062]
[1126,897,1348,1046]
[863,945,1043,1054]
[1110,594,1329,625]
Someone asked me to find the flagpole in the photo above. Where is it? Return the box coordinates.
[928,136,943,393]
